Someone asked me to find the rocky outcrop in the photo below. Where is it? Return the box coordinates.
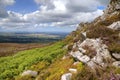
[61,0,120,79]
[69,38,111,69]
[21,70,38,77]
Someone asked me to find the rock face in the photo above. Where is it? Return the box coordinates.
[108,21,120,30]
[69,38,111,68]
[21,70,38,77]
[61,73,72,80]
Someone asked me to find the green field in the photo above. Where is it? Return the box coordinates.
[0,41,66,80]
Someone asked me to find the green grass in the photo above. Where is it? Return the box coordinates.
[0,41,66,80]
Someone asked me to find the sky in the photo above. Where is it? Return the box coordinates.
[0,0,109,33]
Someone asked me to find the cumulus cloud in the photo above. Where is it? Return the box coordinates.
[0,0,15,18]
[0,0,110,32]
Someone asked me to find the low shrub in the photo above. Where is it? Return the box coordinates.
[67,43,74,51]
[108,42,120,53]
[86,26,117,38]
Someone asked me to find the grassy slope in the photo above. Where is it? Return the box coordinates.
[0,41,66,80]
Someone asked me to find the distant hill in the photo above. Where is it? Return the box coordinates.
[0,32,68,43]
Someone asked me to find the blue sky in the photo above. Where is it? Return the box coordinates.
[0,0,109,33]
[6,0,38,14]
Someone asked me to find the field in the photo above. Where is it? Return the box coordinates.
[0,41,66,80]
[0,32,68,57]
[0,43,50,57]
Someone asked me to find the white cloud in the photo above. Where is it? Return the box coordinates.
[0,0,109,32]
[0,0,15,18]
[0,0,15,6]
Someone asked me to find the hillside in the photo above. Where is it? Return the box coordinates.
[0,41,66,80]
[0,0,120,80]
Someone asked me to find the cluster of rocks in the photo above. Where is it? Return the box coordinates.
[61,19,120,79]
[61,37,120,80]
[70,38,111,69]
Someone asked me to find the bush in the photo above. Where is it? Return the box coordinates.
[108,42,120,53]
[87,26,117,38]
[97,12,120,26]
[67,43,74,51]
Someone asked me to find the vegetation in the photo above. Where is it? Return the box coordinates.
[0,41,66,80]
[86,26,117,38]
[86,25,120,53]
[0,43,50,57]
[17,57,84,80]
[0,1,120,80]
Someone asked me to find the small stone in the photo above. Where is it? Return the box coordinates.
[73,62,80,65]
[62,55,69,60]
[113,61,120,68]
[21,70,38,77]
[82,32,87,38]
[112,53,120,60]
[61,73,72,80]
[69,68,77,73]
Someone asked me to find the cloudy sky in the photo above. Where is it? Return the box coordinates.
[0,0,109,33]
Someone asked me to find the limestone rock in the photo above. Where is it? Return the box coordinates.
[82,32,87,38]
[79,47,86,53]
[73,62,80,65]
[70,38,111,68]
[77,55,90,63]
[113,61,120,68]
[73,43,77,49]
[112,53,120,60]
[21,70,38,77]
[70,51,83,59]
[79,38,111,59]
[92,55,103,66]
[62,55,69,60]
[69,68,77,73]
[108,21,120,30]
[87,61,97,69]
[61,73,72,80]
